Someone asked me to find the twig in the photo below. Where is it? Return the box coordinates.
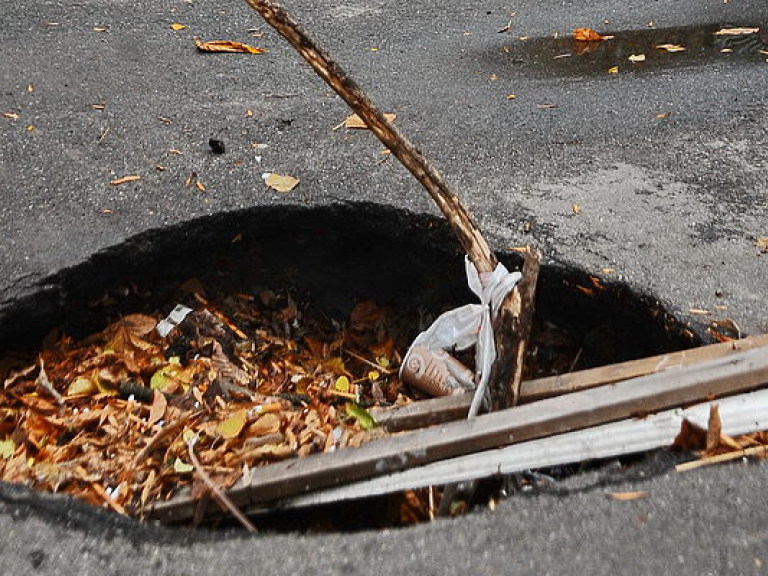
[676,444,768,472]
[187,436,257,532]
[343,349,394,375]
[242,0,496,275]
[36,359,65,405]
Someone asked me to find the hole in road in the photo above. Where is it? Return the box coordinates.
[0,203,698,532]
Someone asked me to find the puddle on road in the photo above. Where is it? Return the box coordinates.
[500,24,767,77]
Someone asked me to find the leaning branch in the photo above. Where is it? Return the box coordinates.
[242,0,495,274]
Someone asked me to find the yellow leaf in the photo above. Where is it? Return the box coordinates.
[2,112,19,119]
[110,174,141,186]
[713,27,759,36]
[170,23,187,31]
[93,26,108,32]
[182,428,197,444]
[368,370,380,381]
[343,113,396,129]
[607,66,619,74]
[193,36,265,54]
[572,203,582,214]
[173,458,194,473]
[217,409,247,439]
[0,439,16,459]
[26,125,35,132]
[756,237,768,253]
[335,375,350,392]
[505,94,517,100]
[628,54,646,62]
[376,356,390,368]
[609,491,649,501]
[656,43,686,53]
[195,179,206,192]
[263,173,299,192]
[66,376,98,396]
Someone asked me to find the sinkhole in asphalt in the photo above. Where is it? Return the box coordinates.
[0,203,700,532]
[497,23,767,78]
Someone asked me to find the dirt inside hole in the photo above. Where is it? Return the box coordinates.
[0,204,699,532]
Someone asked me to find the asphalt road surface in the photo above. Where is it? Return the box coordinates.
[1,0,767,574]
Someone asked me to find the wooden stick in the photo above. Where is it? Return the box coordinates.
[489,248,540,410]
[243,0,495,274]
[676,444,768,472]
[372,334,768,432]
[149,345,768,522]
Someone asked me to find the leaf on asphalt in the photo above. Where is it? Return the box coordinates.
[573,28,612,41]
[110,175,141,186]
[713,27,759,36]
[756,237,768,253]
[343,113,396,129]
[572,203,582,215]
[263,172,299,192]
[609,491,649,501]
[170,23,186,31]
[2,112,19,120]
[656,43,686,52]
[607,66,619,74]
[194,36,265,54]
[628,54,646,62]
[217,409,247,439]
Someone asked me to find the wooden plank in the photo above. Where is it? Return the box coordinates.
[148,345,768,523]
[372,335,768,432]
[271,388,768,509]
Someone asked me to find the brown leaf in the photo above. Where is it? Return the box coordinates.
[656,43,686,53]
[705,404,722,453]
[147,390,167,426]
[756,237,768,253]
[573,28,609,42]
[713,27,759,36]
[343,113,396,130]
[194,36,265,54]
[110,175,141,186]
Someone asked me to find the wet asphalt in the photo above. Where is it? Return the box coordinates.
[1,0,768,574]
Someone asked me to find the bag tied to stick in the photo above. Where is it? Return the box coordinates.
[400,257,521,414]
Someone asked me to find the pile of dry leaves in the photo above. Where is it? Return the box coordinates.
[0,286,412,519]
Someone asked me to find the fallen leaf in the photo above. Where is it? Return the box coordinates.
[110,175,141,186]
[345,403,377,431]
[610,491,649,501]
[91,104,106,110]
[572,203,582,215]
[343,113,396,130]
[713,27,759,36]
[628,54,646,62]
[93,26,108,32]
[194,36,265,54]
[170,23,186,31]
[195,179,206,192]
[705,404,722,453]
[173,458,194,473]
[756,237,768,253]
[66,376,97,396]
[217,409,247,439]
[2,112,19,120]
[573,27,610,42]
[506,94,517,100]
[335,375,350,393]
[263,173,299,192]
[147,390,167,426]
[537,103,558,110]
[0,439,16,459]
[607,66,619,74]
[656,43,686,52]
[655,112,670,119]
[26,125,35,132]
